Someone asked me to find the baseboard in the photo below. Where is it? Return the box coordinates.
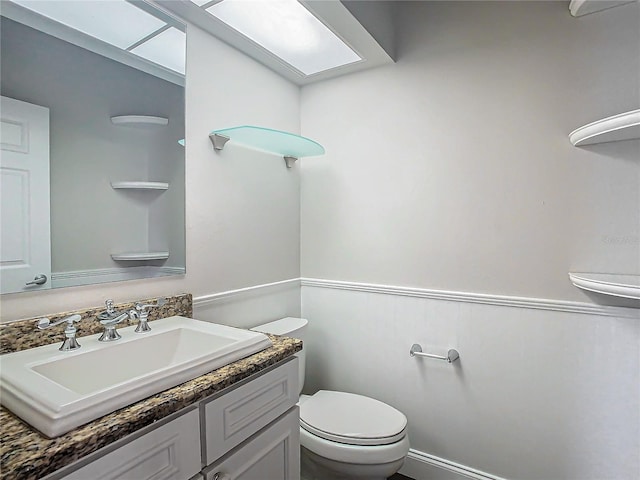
[301,278,638,318]
[51,266,185,288]
[400,449,507,480]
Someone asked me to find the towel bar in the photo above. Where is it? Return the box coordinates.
[410,344,459,363]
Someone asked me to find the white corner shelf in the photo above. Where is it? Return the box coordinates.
[110,115,169,127]
[569,109,640,146]
[111,181,169,190]
[569,0,635,16]
[111,252,170,261]
[569,272,640,300]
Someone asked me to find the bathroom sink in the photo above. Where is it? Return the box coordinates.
[0,316,272,437]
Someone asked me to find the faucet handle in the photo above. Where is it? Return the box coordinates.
[105,299,116,315]
[135,297,166,313]
[37,314,81,330]
[36,314,82,351]
[131,298,165,334]
[97,299,124,322]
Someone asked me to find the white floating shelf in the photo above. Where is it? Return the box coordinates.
[569,109,640,146]
[569,0,635,17]
[110,115,168,127]
[111,181,169,190]
[569,272,640,300]
[111,252,170,261]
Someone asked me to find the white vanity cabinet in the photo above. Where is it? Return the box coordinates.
[59,407,202,480]
[51,358,299,480]
[203,408,300,480]
[203,356,299,464]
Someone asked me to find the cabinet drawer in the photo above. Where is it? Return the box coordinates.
[203,407,300,480]
[204,358,298,464]
[60,409,201,480]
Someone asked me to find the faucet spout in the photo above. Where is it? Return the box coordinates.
[97,300,129,342]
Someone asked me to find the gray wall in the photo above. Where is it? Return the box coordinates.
[0,21,301,322]
[300,0,640,303]
[299,2,640,479]
[0,18,185,272]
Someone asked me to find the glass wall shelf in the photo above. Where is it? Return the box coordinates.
[209,125,325,168]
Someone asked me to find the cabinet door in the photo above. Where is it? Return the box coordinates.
[60,409,201,480]
[204,358,298,464]
[204,408,300,480]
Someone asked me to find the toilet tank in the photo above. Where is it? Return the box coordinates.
[251,317,307,395]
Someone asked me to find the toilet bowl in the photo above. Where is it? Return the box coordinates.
[252,317,410,480]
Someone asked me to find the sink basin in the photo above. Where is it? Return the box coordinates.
[0,316,272,437]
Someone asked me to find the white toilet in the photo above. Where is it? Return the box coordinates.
[252,317,410,480]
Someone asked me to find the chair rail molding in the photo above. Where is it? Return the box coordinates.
[300,278,638,318]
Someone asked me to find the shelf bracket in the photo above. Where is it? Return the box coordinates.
[210,133,231,151]
[284,156,297,168]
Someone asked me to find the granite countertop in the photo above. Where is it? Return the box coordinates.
[0,334,302,480]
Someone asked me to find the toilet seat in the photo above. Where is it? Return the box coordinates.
[300,426,410,466]
[300,391,407,446]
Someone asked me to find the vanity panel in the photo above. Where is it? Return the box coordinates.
[58,409,201,480]
[203,408,300,480]
[203,357,298,464]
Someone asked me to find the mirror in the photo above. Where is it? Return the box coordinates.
[0,0,186,294]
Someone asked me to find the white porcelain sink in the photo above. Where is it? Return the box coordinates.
[0,316,272,437]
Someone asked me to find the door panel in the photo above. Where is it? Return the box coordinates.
[0,95,51,293]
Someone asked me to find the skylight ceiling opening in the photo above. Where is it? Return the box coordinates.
[130,27,187,75]
[197,0,362,76]
[9,0,186,76]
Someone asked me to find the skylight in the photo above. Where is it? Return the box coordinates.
[10,0,165,50]
[9,0,186,77]
[130,27,187,75]
[202,0,361,76]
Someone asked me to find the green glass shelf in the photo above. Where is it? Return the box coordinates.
[209,126,324,167]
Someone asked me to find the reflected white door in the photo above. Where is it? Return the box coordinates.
[0,96,51,293]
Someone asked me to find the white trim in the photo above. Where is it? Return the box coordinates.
[301,278,639,318]
[51,267,184,288]
[193,278,301,308]
[400,448,508,480]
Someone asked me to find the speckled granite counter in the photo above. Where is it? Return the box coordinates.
[0,333,302,480]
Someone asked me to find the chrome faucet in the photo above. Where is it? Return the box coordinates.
[97,299,129,342]
[37,314,82,351]
[129,298,166,333]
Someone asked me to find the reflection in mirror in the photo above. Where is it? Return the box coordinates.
[0,0,186,294]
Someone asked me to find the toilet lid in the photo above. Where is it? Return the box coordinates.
[300,391,407,446]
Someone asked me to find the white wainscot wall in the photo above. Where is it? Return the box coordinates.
[301,281,639,480]
[193,279,301,330]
